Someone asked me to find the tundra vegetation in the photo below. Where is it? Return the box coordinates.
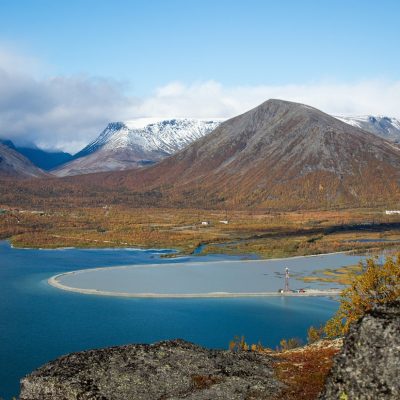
[1,206,400,258]
[324,254,400,337]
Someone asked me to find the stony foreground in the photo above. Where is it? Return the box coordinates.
[20,301,400,400]
[20,339,282,400]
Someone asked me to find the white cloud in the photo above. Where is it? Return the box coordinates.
[135,80,400,120]
[0,47,137,153]
[1,47,400,153]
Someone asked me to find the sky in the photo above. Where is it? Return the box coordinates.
[0,0,399,153]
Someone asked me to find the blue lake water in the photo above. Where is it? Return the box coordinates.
[0,241,364,399]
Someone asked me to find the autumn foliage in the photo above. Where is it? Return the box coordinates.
[325,255,400,337]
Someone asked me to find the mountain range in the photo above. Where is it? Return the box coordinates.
[2,110,400,180]
[1,99,400,210]
[53,114,400,177]
[79,99,398,209]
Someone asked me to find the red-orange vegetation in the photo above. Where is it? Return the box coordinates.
[272,344,340,400]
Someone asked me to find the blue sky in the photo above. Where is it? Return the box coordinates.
[2,0,399,93]
[0,0,399,151]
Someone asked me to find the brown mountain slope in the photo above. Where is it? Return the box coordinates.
[0,143,48,179]
[80,99,400,209]
[2,99,400,210]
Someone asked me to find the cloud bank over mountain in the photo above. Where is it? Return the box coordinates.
[135,80,400,121]
[0,47,136,153]
[1,47,400,153]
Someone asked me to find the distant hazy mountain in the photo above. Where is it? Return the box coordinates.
[0,139,73,170]
[0,142,48,179]
[0,138,16,149]
[79,99,400,209]
[15,147,73,170]
[335,115,400,143]
[53,118,222,176]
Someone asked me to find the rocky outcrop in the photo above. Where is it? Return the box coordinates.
[320,301,400,400]
[20,339,282,400]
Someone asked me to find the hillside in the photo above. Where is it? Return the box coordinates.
[0,143,48,179]
[16,146,73,170]
[0,139,73,170]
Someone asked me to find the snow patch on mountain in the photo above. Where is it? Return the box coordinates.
[78,118,223,156]
[335,115,400,142]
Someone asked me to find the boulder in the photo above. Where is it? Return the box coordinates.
[20,339,281,400]
[320,301,400,400]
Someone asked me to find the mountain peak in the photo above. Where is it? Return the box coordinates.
[260,98,319,111]
[105,122,127,131]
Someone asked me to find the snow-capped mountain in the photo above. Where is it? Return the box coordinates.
[53,118,223,176]
[335,115,400,143]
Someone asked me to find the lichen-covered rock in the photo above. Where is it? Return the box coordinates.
[320,301,400,400]
[20,339,281,400]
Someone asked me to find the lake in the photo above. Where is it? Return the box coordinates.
[0,241,364,399]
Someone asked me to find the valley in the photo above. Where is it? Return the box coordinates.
[2,206,400,259]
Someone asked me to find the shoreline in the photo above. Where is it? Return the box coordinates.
[48,274,341,298]
[6,240,177,253]
[4,239,361,261]
[48,257,345,299]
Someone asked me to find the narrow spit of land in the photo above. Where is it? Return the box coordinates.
[47,254,359,299]
[48,273,341,298]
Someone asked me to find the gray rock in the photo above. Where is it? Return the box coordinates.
[320,301,400,400]
[20,339,282,400]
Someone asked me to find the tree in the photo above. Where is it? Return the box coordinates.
[279,337,302,351]
[325,254,400,337]
[307,325,324,344]
[229,335,249,352]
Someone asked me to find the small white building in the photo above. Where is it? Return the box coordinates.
[219,220,229,224]
[201,221,210,226]
[385,210,400,215]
